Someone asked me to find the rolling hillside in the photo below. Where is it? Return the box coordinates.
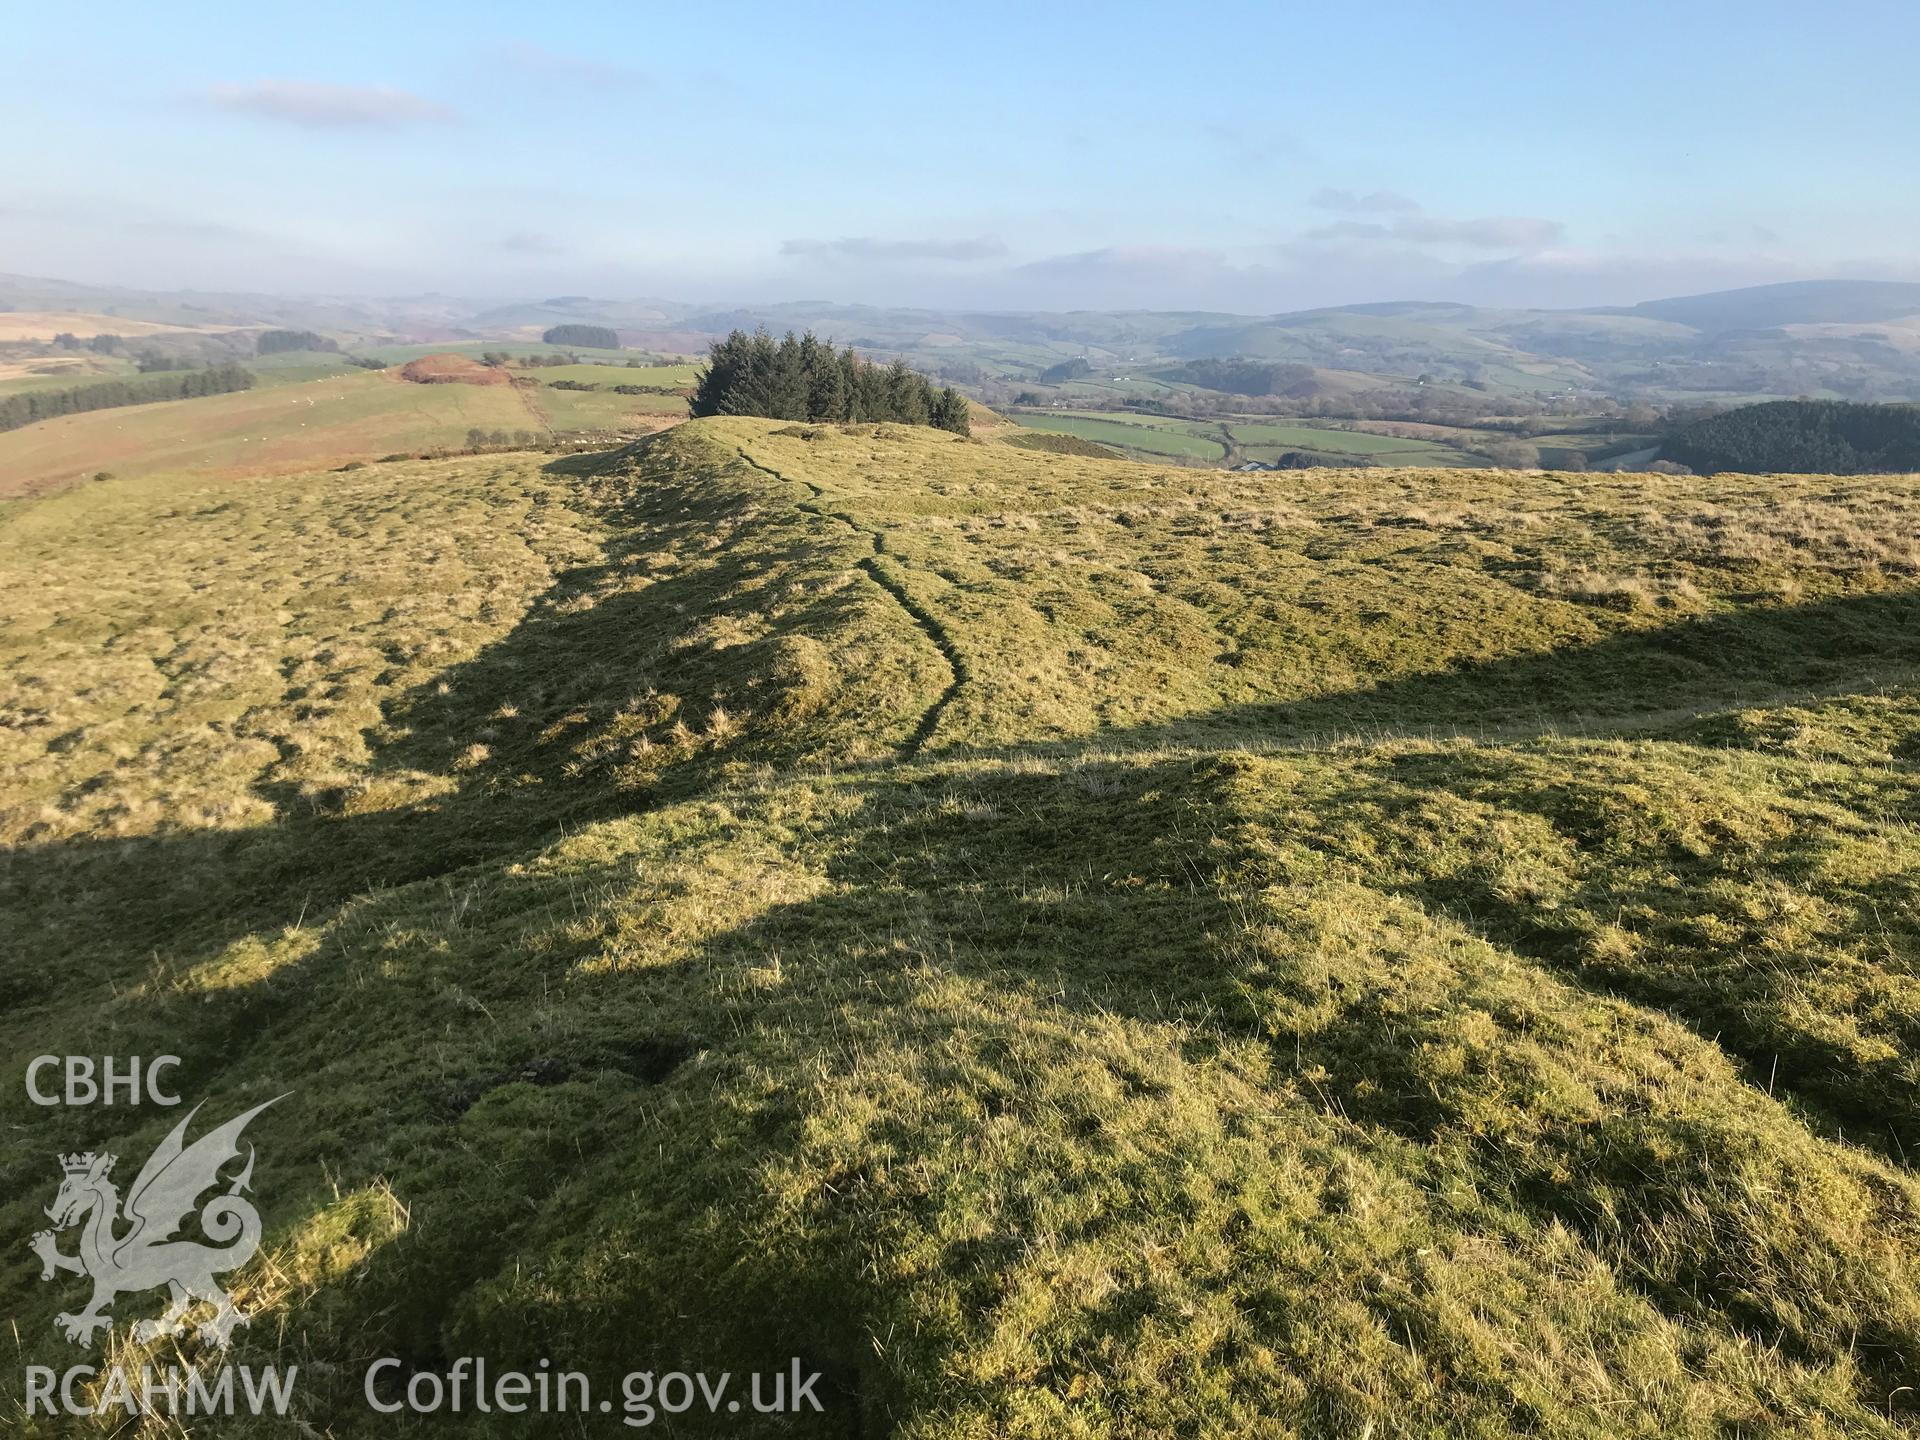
[3,420,1917,1435]
[593,283,1920,405]
[12,274,1920,410]
[0,370,543,498]
[1620,279,1920,332]
[0,366,684,499]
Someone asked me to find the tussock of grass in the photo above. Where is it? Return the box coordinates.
[2,418,1917,1436]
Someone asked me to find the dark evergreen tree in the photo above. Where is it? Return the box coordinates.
[1665,400,1920,474]
[541,324,621,350]
[1039,357,1092,383]
[256,329,338,355]
[885,360,930,426]
[808,344,848,422]
[931,386,971,434]
[688,329,968,435]
[831,347,857,421]
[766,332,810,420]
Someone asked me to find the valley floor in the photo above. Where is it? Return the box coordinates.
[2,419,1918,1435]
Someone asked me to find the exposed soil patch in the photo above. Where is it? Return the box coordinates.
[399,352,512,386]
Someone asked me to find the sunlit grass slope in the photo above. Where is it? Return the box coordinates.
[0,370,549,498]
[0,365,685,501]
[2,418,1918,1436]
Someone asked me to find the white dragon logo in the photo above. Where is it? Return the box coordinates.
[28,1097,282,1349]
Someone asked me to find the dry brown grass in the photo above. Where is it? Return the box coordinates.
[0,310,244,341]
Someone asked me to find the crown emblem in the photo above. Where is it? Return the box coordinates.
[36,1097,282,1351]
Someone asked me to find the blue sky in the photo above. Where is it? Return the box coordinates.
[5,0,1917,311]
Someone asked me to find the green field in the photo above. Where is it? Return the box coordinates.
[0,361,138,398]
[0,352,362,402]
[357,340,651,365]
[246,349,366,386]
[1015,409,1674,469]
[1012,412,1227,459]
[522,361,700,388]
[1046,407,1214,431]
[1044,375,1191,405]
[1226,420,1450,453]
[4,418,1918,1435]
[524,381,688,431]
[1018,411,1476,466]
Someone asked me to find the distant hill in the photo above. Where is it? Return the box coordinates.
[1150,358,1322,397]
[468,296,693,339]
[12,274,1920,406]
[0,272,479,338]
[1617,280,1920,333]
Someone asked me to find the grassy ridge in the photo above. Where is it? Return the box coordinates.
[1,420,1918,1435]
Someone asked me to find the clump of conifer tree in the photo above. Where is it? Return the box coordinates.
[690,329,970,435]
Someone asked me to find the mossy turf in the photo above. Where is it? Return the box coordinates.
[2,419,1918,1435]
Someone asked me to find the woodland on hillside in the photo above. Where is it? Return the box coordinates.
[1666,399,1920,474]
[691,328,971,434]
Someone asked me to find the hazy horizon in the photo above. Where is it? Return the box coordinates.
[13,268,1920,323]
[7,0,1917,313]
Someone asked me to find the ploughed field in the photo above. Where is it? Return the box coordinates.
[2,418,1919,1435]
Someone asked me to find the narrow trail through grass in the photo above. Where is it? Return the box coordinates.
[507,374,560,438]
[736,440,965,756]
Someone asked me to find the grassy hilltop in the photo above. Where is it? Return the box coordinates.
[2,420,1919,1435]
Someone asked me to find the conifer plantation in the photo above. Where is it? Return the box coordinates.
[690,328,971,434]
[0,362,255,434]
[1666,398,1920,474]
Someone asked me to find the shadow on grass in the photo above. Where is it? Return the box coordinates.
[0,440,930,1013]
[1052,583,1920,751]
[3,440,1918,1428]
[4,488,1915,1129]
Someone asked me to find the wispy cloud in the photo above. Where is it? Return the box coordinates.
[1310,187,1420,215]
[1010,245,1247,300]
[1305,214,1565,251]
[781,236,1008,263]
[1016,244,1227,276]
[500,230,564,256]
[0,194,272,244]
[204,81,456,129]
[498,42,645,88]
